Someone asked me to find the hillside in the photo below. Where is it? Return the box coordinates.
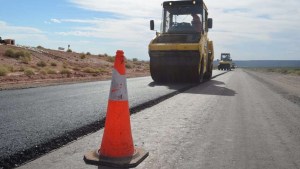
[0,44,150,90]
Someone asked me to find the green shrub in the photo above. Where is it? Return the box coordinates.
[39,69,47,75]
[15,51,31,58]
[4,49,15,58]
[107,56,115,62]
[0,66,9,76]
[73,67,81,71]
[80,54,86,59]
[51,62,57,66]
[125,63,133,69]
[4,49,31,60]
[62,62,68,68]
[67,49,72,52]
[83,67,98,73]
[37,61,47,67]
[1,65,14,72]
[37,45,44,49]
[86,52,91,55]
[24,69,34,76]
[82,67,106,74]
[132,58,138,62]
[46,68,57,74]
[98,68,107,73]
[20,56,31,64]
[60,68,72,74]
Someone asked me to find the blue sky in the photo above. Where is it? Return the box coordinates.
[0,0,299,60]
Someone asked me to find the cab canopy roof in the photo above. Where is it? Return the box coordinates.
[163,0,208,13]
[221,53,231,55]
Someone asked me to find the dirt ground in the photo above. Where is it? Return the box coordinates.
[244,69,300,105]
[0,44,150,90]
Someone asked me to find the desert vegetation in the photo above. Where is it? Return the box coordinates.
[0,44,149,89]
[80,54,86,59]
[0,66,9,76]
[24,68,34,76]
[5,49,32,64]
[37,61,47,67]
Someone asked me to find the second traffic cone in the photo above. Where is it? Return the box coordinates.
[84,50,148,168]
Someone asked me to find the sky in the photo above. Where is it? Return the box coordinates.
[0,0,299,60]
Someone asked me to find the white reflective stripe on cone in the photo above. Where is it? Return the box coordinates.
[109,68,128,101]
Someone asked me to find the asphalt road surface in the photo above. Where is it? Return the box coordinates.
[0,71,224,160]
[18,69,300,169]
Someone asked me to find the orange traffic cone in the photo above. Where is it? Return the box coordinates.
[84,50,148,168]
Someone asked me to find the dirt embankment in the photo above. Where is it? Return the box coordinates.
[0,45,150,90]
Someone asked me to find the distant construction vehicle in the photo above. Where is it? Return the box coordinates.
[218,53,232,71]
[231,62,236,69]
[148,0,214,83]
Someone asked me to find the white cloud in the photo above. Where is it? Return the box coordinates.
[55,18,151,41]
[0,21,47,43]
[0,21,44,34]
[206,0,300,59]
[50,19,62,23]
[44,21,51,24]
[69,0,162,19]
[65,0,300,60]
[3,0,295,60]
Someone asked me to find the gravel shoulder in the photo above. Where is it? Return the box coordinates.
[244,69,300,105]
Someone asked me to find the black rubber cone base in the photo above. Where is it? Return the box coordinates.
[84,148,149,168]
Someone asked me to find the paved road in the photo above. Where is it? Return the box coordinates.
[0,70,224,159]
[18,69,300,169]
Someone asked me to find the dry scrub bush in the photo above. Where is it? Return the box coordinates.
[62,62,68,68]
[83,67,106,74]
[20,56,31,64]
[60,68,72,74]
[125,63,133,69]
[37,61,47,67]
[5,49,32,64]
[0,65,14,72]
[46,68,57,74]
[80,54,86,59]
[39,69,48,75]
[72,67,81,71]
[107,56,115,62]
[4,49,15,58]
[0,66,8,76]
[24,69,34,76]
[51,62,57,66]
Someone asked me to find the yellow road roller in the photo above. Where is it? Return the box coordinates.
[149,0,214,83]
[218,53,232,71]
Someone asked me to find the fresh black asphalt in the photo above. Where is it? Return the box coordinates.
[0,76,191,159]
